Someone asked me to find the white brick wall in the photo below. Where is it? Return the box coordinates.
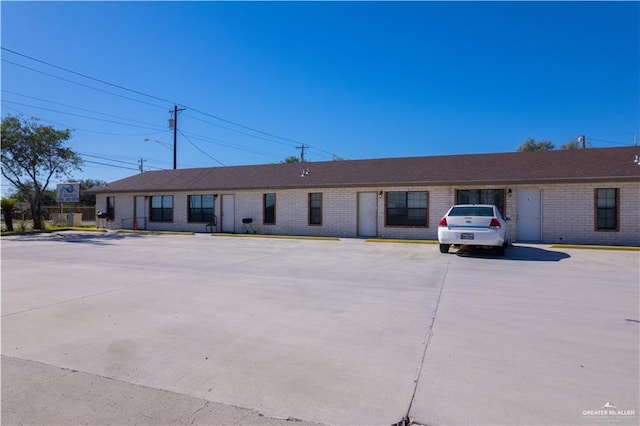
[100,180,640,246]
[539,182,640,246]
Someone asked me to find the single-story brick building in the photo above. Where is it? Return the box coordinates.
[90,146,640,246]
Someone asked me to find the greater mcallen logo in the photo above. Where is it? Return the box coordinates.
[583,402,636,422]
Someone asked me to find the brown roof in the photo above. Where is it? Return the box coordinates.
[90,146,640,194]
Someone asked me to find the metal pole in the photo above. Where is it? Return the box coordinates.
[171,105,186,169]
[173,105,178,170]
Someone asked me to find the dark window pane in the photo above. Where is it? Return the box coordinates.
[202,209,213,223]
[150,196,173,222]
[449,206,494,217]
[596,188,617,230]
[188,195,215,223]
[202,195,214,208]
[264,193,276,224]
[309,193,322,225]
[456,189,504,215]
[386,191,428,226]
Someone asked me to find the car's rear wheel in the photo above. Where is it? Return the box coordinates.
[495,243,506,256]
[439,244,449,254]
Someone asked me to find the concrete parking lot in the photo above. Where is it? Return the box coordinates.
[1,232,638,425]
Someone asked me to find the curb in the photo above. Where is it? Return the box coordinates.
[366,239,439,245]
[1,227,108,236]
[212,233,339,241]
[549,244,640,252]
[116,230,195,236]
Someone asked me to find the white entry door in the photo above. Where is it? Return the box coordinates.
[134,196,146,229]
[221,194,235,233]
[516,190,542,241]
[357,192,378,237]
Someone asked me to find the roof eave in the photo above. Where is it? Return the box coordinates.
[89,175,639,195]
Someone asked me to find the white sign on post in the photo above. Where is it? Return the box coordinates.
[56,183,81,203]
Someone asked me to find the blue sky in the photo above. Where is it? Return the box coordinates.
[1,1,638,188]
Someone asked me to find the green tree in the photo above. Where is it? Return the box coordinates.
[560,136,591,150]
[1,197,17,232]
[517,138,555,152]
[282,155,302,164]
[76,178,107,205]
[1,115,82,229]
[8,182,56,205]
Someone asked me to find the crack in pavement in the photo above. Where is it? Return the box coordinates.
[400,261,451,425]
[189,401,210,425]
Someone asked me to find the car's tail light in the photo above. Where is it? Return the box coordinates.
[489,218,501,228]
[438,217,448,227]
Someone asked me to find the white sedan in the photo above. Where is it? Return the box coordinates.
[437,204,509,255]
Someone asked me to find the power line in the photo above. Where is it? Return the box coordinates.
[80,153,166,171]
[306,145,337,158]
[2,50,295,144]
[182,113,334,161]
[182,114,335,161]
[2,104,169,137]
[1,100,167,132]
[3,59,324,160]
[2,95,287,160]
[82,160,140,171]
[2,89,167,128]
[183,113,294,148]
[180,131,287,160]
[82,149,175,169]
[588,137,634,146]
[2,47,178,107]
[178,129,226,166]
[81,153,139,166]
[2,102,281,162]
[186,108,336,159]
[2,47,340,159]
[2,59,169,110]
[187,106,304,146]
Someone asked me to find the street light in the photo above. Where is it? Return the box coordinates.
[144,138,172,151]
[144,138,173,171]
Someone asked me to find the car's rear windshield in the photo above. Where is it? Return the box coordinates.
[449,206,494,217]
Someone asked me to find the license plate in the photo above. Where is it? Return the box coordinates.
[460,233,474,240]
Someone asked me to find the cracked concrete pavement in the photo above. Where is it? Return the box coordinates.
[1,232,639,425]
[1,356,322,425]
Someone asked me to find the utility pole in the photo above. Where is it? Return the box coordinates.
[169,105,186,169]
[138,158,147,173]
[578,134,586,149]
[296,144,310,162]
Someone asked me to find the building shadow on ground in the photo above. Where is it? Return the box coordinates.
[2,231,145,246]
[454,244,570,262]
